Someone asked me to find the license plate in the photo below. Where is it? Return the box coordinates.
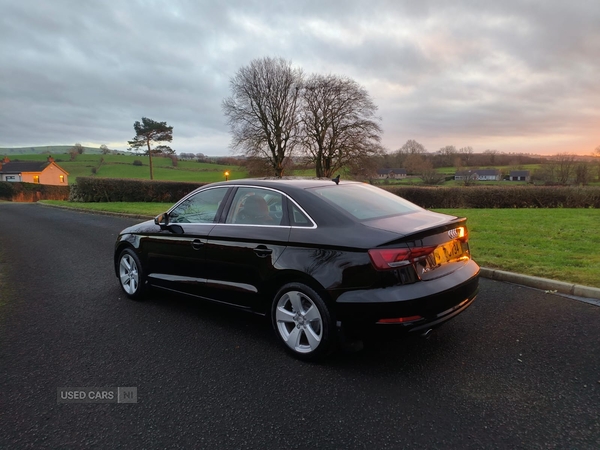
[435,240,464,264]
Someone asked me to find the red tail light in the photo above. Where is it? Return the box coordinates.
[377,315,423,324]
[368,246,437,270]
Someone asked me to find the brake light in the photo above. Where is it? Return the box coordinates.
[368,246,437,270]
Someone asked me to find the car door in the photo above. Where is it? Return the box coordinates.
[142,186,231,297]
[203,186,290,309]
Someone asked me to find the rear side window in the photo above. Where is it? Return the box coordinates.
[226,187,284,225]
[290,203,312,227]
[311,184,422,220]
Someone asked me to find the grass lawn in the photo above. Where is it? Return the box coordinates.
[435,208,600,288]
[39,201,600,288]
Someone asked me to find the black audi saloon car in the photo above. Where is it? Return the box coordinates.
[114,179,479,360]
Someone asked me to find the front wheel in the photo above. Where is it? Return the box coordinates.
[117,248,146,300]
[271,283,336,361]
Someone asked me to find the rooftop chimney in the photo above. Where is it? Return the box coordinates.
[47,155,54,163]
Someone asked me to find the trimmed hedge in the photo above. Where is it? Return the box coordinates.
[381,185,600,208]
[72,177,208,202]
[0,181,70,202]
[65,178,600,208]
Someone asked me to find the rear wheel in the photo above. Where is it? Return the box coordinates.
[272,283,335,361]
[118,248,146,300]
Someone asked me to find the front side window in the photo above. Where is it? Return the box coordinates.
[33,176,39,184]
[169,187,228,224]
[226,187,284,225]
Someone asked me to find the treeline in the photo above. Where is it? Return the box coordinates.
[378,141,545,170]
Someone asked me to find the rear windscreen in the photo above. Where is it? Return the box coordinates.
[311,183,422,220]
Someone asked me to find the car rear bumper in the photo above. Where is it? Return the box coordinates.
[334,259,480,336]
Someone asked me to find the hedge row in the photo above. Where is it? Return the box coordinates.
[381,185,600,208]
[64,178,600,208]
[0,181,70,202]
[72,177,208,202]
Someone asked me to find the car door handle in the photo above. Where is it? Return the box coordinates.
[191,239,204,250]
[253,246,273,258]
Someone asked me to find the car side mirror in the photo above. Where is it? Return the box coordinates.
[154,212,184,235]
[154,212,169,227]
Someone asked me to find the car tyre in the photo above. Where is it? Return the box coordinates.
[117,248,146,300]
[272,283,336,361]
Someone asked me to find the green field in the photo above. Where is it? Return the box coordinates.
[39,201,600,288]
[3,153,249,183]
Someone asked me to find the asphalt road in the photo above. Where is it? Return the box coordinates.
[1,203,599,449]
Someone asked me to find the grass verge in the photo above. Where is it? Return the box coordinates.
[436,208,600,288]
[39,201,599,288]
[40,200,171,216]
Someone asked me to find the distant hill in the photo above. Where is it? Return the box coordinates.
[0,145,104,155]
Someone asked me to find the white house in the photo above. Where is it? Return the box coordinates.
[455,169,501,181]
[376,168,407,179]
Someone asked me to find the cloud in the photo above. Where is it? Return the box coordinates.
[0,0,598,155]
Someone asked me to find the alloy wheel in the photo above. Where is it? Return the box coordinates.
[119,254,139,295]
[275,290,323,354]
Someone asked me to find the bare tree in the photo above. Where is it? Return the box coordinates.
[575,162,590,185]
[100,144,110,154]
[299,74,382,178]
[345,145,386,181]
[404,153,428,175]
[594,146,600,181]
[400,139,427,154]
[223,57,303,177]
[392,140,427,167]
[69,143,83,160]
[419,161,446,185]
[483,149,499,165]
[458,146,473,165]
[554,152,576,185]
[435,145,457,167]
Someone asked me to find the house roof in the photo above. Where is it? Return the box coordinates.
[376,168,407,175]
[0,161,49,174]
[0,161,69,175]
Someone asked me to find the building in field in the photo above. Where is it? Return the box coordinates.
[376,168,407,179]
[454,169,501,181]
[509,170,531,181]
[0,156,69,185]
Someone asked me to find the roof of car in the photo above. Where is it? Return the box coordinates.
[205,178,361,192]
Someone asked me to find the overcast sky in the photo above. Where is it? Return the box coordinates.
[1,0,598,156]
